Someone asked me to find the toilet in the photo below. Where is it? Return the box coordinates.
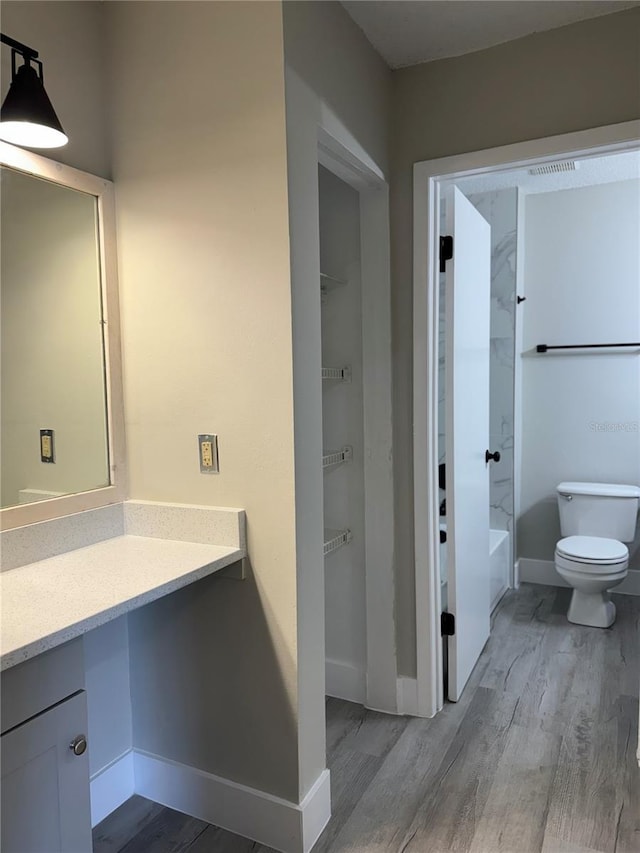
[555,482,640,628]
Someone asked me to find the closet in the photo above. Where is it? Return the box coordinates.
[318,166,366,704]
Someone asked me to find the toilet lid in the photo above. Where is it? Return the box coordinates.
[556,535,628,563]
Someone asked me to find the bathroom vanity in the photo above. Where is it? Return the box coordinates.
[0,143,249,851]
[1,501,246,851]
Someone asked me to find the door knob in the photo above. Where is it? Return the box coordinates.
[485,450,501,464]
[69,735,87,756]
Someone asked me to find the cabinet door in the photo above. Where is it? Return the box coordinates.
[1,691,92,853]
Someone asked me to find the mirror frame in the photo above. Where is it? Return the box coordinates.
[0,142,126,530]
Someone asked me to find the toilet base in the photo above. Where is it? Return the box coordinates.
[567,589,616,628]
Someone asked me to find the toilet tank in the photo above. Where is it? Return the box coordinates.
[557,482,640,541]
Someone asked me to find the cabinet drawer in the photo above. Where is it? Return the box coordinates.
[1,638,84,733]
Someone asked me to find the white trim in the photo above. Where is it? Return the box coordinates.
[0,142,126,531]
[317,113,385,191]
[413,158,444,719]
[133,750,331,853]
[317,125,398,714]
[90,750,134,827]
[396,676,419,716]
[512,188,526,587]
[299,768,332,853]
[325,658,365,705]
[413,121,640,718]
[519,558,640,596]
[360,184,398,713]
[514,558,521,588]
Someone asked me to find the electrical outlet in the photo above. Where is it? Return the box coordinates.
[198,434,219,474]
[40,429,55,463]
[201,440,213,468]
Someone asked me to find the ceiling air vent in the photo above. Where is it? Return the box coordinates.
[528,161,579,176]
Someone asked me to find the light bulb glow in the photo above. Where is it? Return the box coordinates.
[0,120,67,148]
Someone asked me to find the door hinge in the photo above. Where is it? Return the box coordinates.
[441,612,455,636]
[439,235,453,273]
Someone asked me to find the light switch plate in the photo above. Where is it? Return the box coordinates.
[198,434,219,474]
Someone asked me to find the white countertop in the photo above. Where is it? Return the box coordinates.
[0,535,243,671]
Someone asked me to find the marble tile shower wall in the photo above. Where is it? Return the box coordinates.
[438,190,518,535]
[472,189,518,535]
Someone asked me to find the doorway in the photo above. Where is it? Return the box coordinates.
[413,120,640,716]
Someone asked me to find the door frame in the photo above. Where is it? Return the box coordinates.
[412,120,640,717]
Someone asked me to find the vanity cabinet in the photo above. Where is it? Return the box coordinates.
[1,691,92,853]
[1,638,91,853]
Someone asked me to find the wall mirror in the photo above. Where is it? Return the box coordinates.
[0,143,125,530]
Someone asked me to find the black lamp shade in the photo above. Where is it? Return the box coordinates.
[0,62,68,148]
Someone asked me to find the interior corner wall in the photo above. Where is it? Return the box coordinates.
[390,7,640,677]
[106,1,300,802]
[0,1,110,178]
[282,0,391,796]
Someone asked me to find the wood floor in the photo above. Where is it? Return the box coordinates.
[94,584,640,853]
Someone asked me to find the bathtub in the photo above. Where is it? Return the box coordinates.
[439,523,510,611]
[489,529,510,609]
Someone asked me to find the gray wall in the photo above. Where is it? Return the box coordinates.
[106,0,301,802]
[391,7,640,676]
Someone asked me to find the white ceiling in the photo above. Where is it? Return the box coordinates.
[341,1,640,68]
[449,150,640,196]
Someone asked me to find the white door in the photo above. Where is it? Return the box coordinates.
[1,691,92,853]
[444,186,492,701]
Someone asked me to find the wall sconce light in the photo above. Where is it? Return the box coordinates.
[0,33,68,148]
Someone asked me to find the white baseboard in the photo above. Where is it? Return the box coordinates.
[325,658,365,704]
[396,677,419,716]
[133,750,331,853]
[519,558,640,596]
[90,750,134,827]
[299,770,332,853]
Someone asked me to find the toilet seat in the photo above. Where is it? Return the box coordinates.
[555,535,628,575]
[556,535,628,562]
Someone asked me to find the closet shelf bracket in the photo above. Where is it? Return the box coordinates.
[324,528,352,557]
[320,272,348,296]
[322,446,353,469]
[321,365,352,382]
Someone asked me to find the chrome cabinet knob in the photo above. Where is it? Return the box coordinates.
[70,735,87,756]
